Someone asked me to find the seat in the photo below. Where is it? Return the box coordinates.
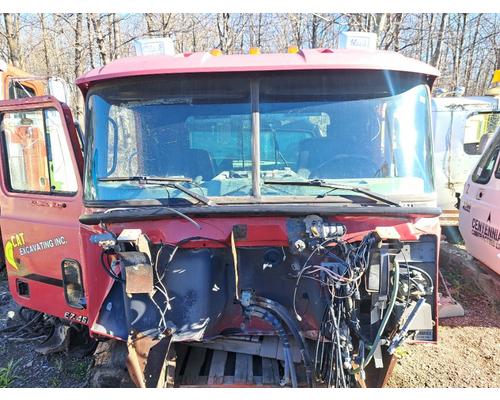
[162,147,215,181]
[296,138,333,176]
[296,136,381,179]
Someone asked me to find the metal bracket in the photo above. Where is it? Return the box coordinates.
[119,251,154,294]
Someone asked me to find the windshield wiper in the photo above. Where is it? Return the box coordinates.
[98,176,213,206]
[263,179,401,207]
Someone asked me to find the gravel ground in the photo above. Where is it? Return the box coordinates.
[0,244,499,388]
[387,251,500,388]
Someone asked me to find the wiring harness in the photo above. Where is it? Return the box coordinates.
[0,307,54,343]
[292,233,377,387]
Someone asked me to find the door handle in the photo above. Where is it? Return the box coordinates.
[476,190,484,200]
[31,200,67,208]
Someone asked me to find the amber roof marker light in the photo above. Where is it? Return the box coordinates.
[210,49,223,56]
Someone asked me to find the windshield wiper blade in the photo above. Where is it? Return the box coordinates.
[99,176,192,183]
[263,179,401,207]
[98,176,213,206]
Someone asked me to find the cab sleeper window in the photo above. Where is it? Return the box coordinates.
[1,108,78,194]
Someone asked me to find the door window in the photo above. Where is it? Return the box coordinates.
[495,151,500,179]
[472,145,500,185]
[1,108,78,194]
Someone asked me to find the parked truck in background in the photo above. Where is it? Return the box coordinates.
[0,60,47,100]
[0,43,440,388]
[459,118,500,274]
[432,70,500,240]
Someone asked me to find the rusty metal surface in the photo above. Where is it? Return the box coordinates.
[380,354,398,387]
[126,333,174,388]
[119,252,154,294]
[126,339,146,388]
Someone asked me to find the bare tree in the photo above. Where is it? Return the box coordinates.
[2,12,500,101]
[73,14,84,120]
[39,14,52,74]
[216,13,232,53]
[216,13,247,53]
[431,13,448,68]
[2,13,21,67]
[89,13,109,65]
[86,14,96,69]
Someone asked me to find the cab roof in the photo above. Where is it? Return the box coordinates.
[76,48,440,94]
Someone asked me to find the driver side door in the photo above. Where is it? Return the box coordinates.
[0,96,87,323]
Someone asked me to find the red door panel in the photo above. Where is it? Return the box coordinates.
[0,96,87,323]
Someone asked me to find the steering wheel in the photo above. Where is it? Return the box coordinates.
[309,154,380,179]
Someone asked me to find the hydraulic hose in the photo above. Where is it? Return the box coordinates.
[252,296,313,387]
[246,305,298,387]
[361,260,400,369]
[284,346,297,388]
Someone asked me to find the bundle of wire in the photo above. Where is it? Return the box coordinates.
[0,307,54,343]
[150,236,231,336]
[292,233,376,387]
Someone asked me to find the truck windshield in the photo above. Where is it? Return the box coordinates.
[85,70,434,204]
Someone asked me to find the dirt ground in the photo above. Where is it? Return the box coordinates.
[387,251,500,388]
[0,273,93,388]
[0,243,499,388]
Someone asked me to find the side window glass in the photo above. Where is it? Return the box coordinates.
[107,106,138,177]
[1,108,78,194]
[8,81,36,100]
[2,110,49,191]
[464,112,500,155]
[472,145,500,185]
[495,150,500,179]
[45,109,78,192]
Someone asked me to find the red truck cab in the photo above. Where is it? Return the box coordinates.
[0,48,440,388]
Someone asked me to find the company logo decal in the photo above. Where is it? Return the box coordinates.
[5,233,25,270]
[471,217,500,250]
[4,232,67,270]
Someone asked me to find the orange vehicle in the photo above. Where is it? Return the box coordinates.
[0,60,46,100]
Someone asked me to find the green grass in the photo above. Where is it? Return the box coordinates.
[440,263,482,300]
[54,358,63,372]
[49,376,61,388]
[393,347,410,359]
[0,360,19,388]
[70,360,90,380]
